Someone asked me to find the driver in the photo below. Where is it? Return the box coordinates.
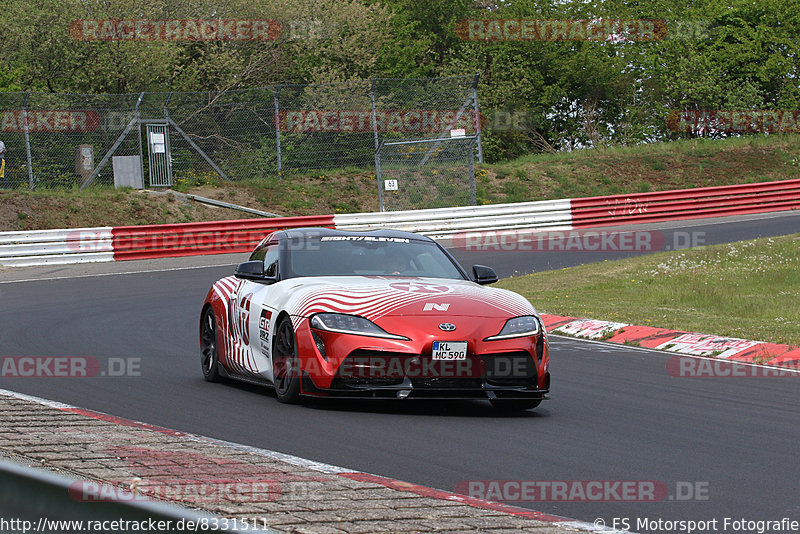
[382,249,410,275]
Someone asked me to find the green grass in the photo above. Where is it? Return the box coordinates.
[0,185,241,230]
[495,234,800,346]
[4,133,800,230]
[477,133,800,204]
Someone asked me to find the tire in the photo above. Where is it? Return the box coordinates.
[200,306,222,382]
[490,399,541,412]
[272,316,301,403]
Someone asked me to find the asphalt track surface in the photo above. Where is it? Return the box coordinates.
[1,211,799,531]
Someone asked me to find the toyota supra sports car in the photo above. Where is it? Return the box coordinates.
[200,228,550,410]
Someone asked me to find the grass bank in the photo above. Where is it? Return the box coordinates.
[2,134,800,231]
[495,234,800,346]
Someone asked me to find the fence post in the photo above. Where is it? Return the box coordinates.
[275,85,282,179]
[22,92,34,189]
[163,91,173,121]
[375,139,385,212]
[371,80,384,211]
[469,137,476,205]
[370,80,380,153]
[138,95,145,186]
[471,72,483,164]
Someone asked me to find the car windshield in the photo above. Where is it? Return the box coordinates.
[283,235,466,280]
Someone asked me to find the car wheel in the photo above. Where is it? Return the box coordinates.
[490,399,541,411]
[200,306,222,382]
[273,316,301,403]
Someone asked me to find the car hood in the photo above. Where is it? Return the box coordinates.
[281,276,537,320]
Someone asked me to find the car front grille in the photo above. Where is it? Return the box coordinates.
[331,349,539,390]
[481,351,538,387]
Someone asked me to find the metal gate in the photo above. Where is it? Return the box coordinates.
[145,123,173,186]
[375,135,477,211]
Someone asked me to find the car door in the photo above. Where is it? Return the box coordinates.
[231,242,281,381]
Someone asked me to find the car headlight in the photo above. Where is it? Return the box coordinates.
[310,313,409,340]
[484,316,541,341]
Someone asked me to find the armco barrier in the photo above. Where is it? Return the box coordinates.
[0,227,113,267]
[1,178,798,267]
[333,199,573,238]
[570,178,800,228]
[0,216,333,267]
[112,215,334,261]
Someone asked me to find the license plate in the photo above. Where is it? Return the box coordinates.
[432,341,468,360]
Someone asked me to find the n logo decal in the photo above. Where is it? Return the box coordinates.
[423,303,450,312]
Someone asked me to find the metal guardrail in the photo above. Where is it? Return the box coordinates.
[335,178,800,237]
[334,199,573,238]
[185,195,282,218]
[0,458,280,533]
[570,178,800,227]
[2,178,799,267]
[111,215,334,261]
[0,216,334,266]
[0,227,113,266]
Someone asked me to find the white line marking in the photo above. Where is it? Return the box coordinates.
[0,388,76,409]
[0,387,358,475]
[0,387,591,531]
[0,262,236,285]
[549,334,800,374]
[201,438,358,474]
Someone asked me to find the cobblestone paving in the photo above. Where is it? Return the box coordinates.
[0,393,580,533]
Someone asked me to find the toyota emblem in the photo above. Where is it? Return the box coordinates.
[438,323,457,332]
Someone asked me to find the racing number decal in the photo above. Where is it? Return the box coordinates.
[231,293,253,345]
[259,309,273,357]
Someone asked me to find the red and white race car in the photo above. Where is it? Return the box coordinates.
[200,228,550,410]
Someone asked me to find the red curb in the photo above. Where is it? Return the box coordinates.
[766,347,800,367]
[726,342,798,363]
[53,400,587,529]
[61,407,194,438]
[605,325,691,349]
[539,315,578,331]
[542,313,800,370]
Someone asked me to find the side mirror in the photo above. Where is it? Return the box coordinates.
[472,264,498,285]
[234,261,270,281]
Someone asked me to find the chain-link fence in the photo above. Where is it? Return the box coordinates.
[377,136,478,211]
[0,75,482,209]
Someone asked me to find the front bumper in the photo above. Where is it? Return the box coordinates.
[294,313,551,400]
[302,373,550,400]
[301,347,550,400]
